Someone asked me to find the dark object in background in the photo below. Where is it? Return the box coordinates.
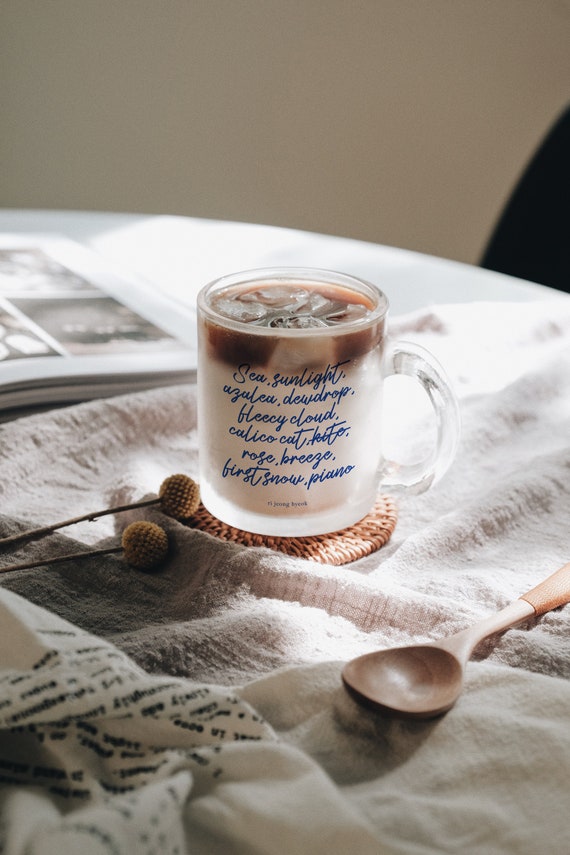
[480,105,570,294]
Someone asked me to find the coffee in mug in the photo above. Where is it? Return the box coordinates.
[197,268,459,536]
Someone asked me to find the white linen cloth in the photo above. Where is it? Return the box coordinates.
[1,299,570,854]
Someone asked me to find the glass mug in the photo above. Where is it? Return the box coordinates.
[197,268,460,537]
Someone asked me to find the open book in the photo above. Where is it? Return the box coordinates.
[0,234,197,417]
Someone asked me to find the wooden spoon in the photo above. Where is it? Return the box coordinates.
[342,560,570,719]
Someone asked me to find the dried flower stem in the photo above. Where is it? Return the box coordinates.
[0,498,159,549]
[0,474,199,550]
[0,521,169,574]
[0,545,123,574]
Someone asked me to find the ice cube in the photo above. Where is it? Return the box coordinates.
[295,292,331,315]
[268,331,337,371]
[241,286,309,310]
[214,297,268,323]
[324,303,369,324]
[268,314,328,329]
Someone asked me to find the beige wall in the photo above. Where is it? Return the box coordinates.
[2,1,569,265]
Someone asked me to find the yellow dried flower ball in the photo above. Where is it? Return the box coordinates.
[121,521,169,572]
[158,474,200,520]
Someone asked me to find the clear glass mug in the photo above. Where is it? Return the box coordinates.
[197,268,460,536]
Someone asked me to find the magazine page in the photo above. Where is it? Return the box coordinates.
[0,234,197,413]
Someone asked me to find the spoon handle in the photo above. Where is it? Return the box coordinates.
[519,561,570,615]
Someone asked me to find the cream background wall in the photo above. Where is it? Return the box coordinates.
[1,0,569,265]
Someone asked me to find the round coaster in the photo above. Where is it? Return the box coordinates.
[186,495,398,565]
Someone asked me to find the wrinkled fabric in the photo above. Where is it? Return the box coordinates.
[1,299,570,853]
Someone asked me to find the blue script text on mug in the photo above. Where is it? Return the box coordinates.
[197,268,460,536]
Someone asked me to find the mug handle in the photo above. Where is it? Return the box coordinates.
[380,341,461,494]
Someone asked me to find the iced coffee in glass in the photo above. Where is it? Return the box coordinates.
[197,268,459,536]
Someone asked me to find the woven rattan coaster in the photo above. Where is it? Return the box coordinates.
[186,495,398,565]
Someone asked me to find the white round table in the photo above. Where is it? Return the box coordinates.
[0,209,559,316]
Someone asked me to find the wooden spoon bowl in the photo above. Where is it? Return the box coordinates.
[342,561,570,718]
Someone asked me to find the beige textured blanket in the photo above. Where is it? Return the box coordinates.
[1,298,570,854]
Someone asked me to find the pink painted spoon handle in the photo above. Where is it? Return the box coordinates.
[519,561,570,615]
